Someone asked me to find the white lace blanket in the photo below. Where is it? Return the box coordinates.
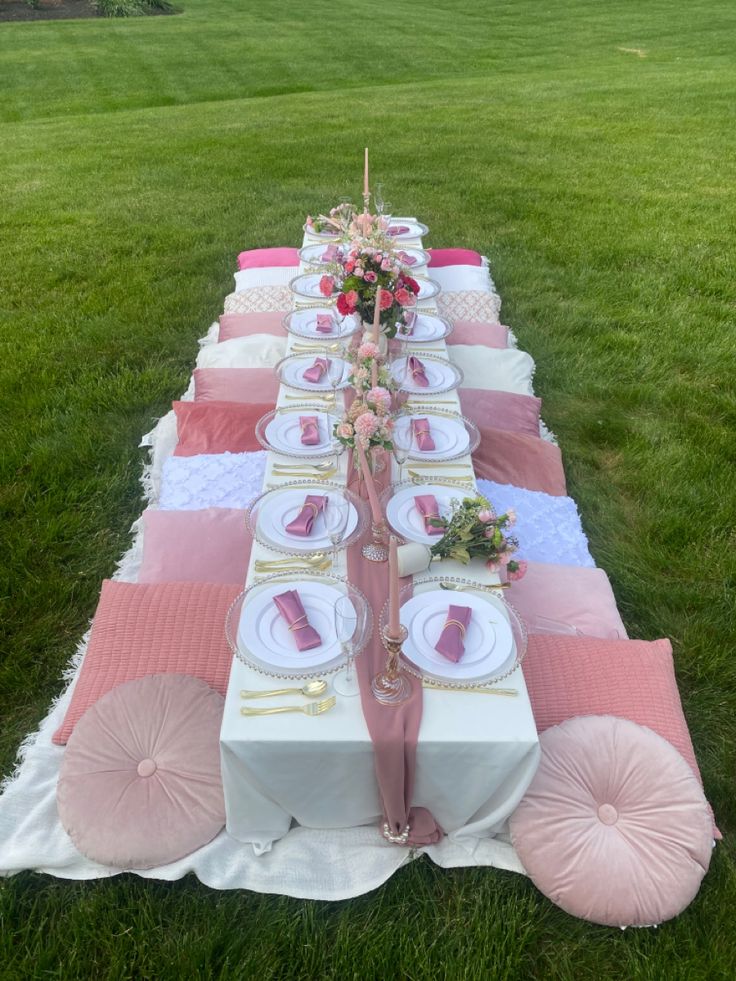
[159,452,268,511]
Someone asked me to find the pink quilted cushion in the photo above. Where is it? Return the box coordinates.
[474,426,567,495]
[139,508,252,585]
[57,674,226,869]
[193,368,280,405]
[427,248,482,267]
[447,321,509,347]
[53,580,239,745]
[510,716,713,926]
[522,633,719,837]
[506,562,627,639]
[237,247,299,270]
[460,388,541,438]
[218,312,285,342]
[172,400,269,456]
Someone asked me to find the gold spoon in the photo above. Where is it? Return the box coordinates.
[439,580,509,591]
[240,679,328,699]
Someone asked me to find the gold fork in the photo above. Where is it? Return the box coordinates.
[240,696,337,717]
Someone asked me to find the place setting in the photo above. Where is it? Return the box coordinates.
[256,404,343,459]
[393,311,454,344]
[282,307,360,341]
[382,481,468,546]
[389,352,463,394]
[275,352,351,393]
[384,219,429,240]
[391,411,479,463]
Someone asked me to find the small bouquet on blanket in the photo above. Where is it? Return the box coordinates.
[427,495,526,578]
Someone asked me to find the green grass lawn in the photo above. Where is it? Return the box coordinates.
[2,0,736,976]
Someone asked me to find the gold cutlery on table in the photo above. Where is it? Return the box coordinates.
[439,580,509,591]
[291,343,342,353]
[284,392,336,401]
[240,680,328,699]
[422,682,518,697]
[240,696,337,717]
[254,554,332,573]
[271,468,337,480]
[271,461,335,473]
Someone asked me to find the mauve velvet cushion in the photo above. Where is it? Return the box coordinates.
[505,561,627,639]
[57,674,226,869]
[218,312,286,342]
[473,426,567,496]
[53,580,239,745]
[510,716,712,926]
[193,368,280,405]
[139,508,252,585]
[172,400,270,456]
[460,389,541,438]
[237,247,299,270]
[446,321,509,347]
[521,633,718,837]
[427,248,482,267]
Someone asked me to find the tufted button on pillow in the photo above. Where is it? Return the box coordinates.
[510,715,713,927]
[57,674,226,870]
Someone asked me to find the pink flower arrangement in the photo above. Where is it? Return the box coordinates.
[333,245,420,335]
[367,386,392,413]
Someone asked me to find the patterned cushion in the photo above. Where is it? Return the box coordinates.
[172,400,269,456]
[53,580,239,744]
[57,674,226,869]
[510,716,713,926]
[139,508,252,585]
[224,286,292,314]
[438,290,501,324]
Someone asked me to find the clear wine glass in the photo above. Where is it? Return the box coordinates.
[323,495,350,565]
[374,183,385,216]
[391,414,412,484]
[333,594,362,697]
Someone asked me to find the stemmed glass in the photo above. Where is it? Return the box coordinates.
[374,183,385,216]
[391,413,412,484]
[389,348,409,411]
[323,495,350,565]
[333,593,362,697]
[325,345,344,416]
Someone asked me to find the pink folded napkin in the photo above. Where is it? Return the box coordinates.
[408,355,429,388]
[303,357,329,383]
[315,314,334,334]
[411,418,435,452]
[273,590,322,651]
[414,494,444,535]
[397,250,417,266]
[321,245,339,262]
[387,226,410,236]
[400,311,417,335]
[285,494,327,537]
[299,415,320,445]
[434,605,472,662]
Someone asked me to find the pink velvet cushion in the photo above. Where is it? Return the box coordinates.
[172,400,269,456]
[193,368,280,405]
[473,426,567,496]
[237,247,300,270]
[218,312,285,342]
[427,248,482,267]
[506,561,627,639]
[447,321,509,348]
[57,674,226,869]
[53,580,239,745]
[460,388,541,438]
[510,716,713,926]
[138,508,252,585]
[522,633,718,836]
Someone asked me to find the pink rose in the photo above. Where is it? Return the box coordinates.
[354,411,379,444]
[336,422,353,439]
[358,342,379,359]
[344,289,359,307]
[498,552,511,566]
[395,287,415,307]
[477,509,493,523]
[507,560,528,582]
[364,271,377,283]
[381,259,391,271]
[379,290,394,310]
[484,527,495,539]
[368,386,391,412]
[485,558,501,573]
[345,261,355,273]
[319,275,335,297]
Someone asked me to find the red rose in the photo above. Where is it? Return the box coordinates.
[336,293,353,315]
[395,287,413,307]
[403,276,420,294]
[379,289,394,310]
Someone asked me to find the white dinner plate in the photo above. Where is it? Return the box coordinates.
[282,308,360,340]
[289,273,337,299]
[264,411,338,455]
[256,489,359,553]
[385,483,462,545]
[395,247,429,269]
[393,414,470,460]
[390,356,463,394]
[386,220,429,240]
[303,223,340,241]
[395,313,452,343]
[278,355,350,391]
[399,589,515,681]
[298,243,344,266]
[414,278,441,300]
[238,580,350,668]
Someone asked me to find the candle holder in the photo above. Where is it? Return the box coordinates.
[362,519,389,562]
[362,191,371,214]
[371,624,412,705]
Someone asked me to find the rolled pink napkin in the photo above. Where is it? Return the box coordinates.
[408,355,429,388]
[414,494,444,535]
[285,494,327,537]
[434,605,472,662]
[387,226,411,237]
[299,415,320,445]
[321,245,339,262]
[303,357,329,383]
[411,417,435,452]
[273,590,322,651]
[397,250,417,266]
[315,314,334,334]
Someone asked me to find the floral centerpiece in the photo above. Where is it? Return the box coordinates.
[427,496,527,579]
[332,344,394,460]
[346,340,393,395]
[318,245,420,338]
[305,202,356,237]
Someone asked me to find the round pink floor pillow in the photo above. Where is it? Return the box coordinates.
[57,674,226,869]
[510,715,713,927]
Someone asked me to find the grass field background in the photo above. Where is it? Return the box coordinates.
[1,1,735,977]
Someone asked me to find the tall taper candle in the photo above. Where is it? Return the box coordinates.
[356,439,382,526]
[372,287,382,344]
[389,535,401,638]
[364,147,369,198]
